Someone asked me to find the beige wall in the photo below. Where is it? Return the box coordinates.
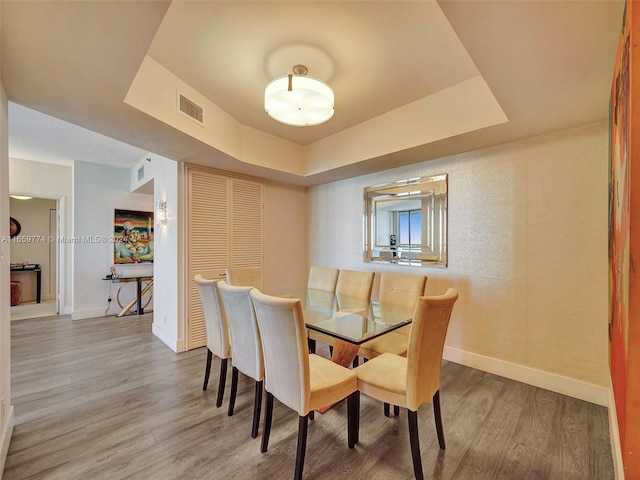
[263,180,308,291]
[308,122,609,402]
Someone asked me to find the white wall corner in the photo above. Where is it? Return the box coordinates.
[152,322,180,353]
[443,346,609,406]
[0,405,15,475]
[608,384,625,480]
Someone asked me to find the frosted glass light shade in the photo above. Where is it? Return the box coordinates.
[155,200,167,225]
[264,74,334,127]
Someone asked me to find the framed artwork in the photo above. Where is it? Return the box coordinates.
[609,1,640,475]
[113,209,154,264]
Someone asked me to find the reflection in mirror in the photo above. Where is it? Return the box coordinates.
[364,174,447,267]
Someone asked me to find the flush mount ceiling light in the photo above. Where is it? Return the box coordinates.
[264,65,334,127]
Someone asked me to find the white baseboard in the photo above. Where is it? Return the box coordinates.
[151,322,180,353]
[71,307,109,320]
[608,385,625,480]
[1,405,15,477]
[443,346,609,406]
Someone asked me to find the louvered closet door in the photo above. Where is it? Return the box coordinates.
[186,166,264,350]
[230,178,264,269]
[187,169,229,350]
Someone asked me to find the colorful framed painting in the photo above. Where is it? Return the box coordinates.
[113,209,154,264]
[609,0,640,476]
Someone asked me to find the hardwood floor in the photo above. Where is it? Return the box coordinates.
[4,314,614,479]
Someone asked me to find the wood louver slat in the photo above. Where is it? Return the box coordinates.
[187,168,228,349]
[186,166,264,350]
[230,178,263,268]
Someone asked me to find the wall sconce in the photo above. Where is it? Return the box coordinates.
[155,200,167,226]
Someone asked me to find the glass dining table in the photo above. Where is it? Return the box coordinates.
[269,288,414,368]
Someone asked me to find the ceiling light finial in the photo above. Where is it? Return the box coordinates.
[264,65,334,127]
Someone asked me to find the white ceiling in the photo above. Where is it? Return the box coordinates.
[1,0,625,186]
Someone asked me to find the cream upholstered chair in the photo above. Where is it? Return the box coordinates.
[307,266,339,292]
[357,272,427,360]
[249,289,359,480]
[335,269,375,314]
[218,281,264,439]
[354,288,458,480]
[308,269,374,356]
[194,274,231,408]
[306,266,339,354]
[225,266,263,290]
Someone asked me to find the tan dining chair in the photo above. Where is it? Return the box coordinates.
[307,266,339,292]
[194,274,231,408]
[218,281,264,439]
[308,268,374,356]
[306,266,339,354]
[225,266,263,290]
[353,288,458,480]
[357,272,427,360]
[249,289,359,480]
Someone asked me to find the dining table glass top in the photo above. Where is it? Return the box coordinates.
[268,288,414,345]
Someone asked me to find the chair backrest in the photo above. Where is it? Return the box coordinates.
[307,266,339,292]
[194,274,231,359]
[405,288,458,411]
[226,267,263,290]
[250,290,310,416]
[335,269,375,312]
[378,272,427,308]
[218,281,264,381]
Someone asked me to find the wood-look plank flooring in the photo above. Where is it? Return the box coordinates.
[4,314,614,479]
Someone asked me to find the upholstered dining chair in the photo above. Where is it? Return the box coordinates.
[225,266,263,290]
[353,288,459,480]
[357,272,427,360]
[307,266,339,292]
[306,266,339,354]
[249,289,359,480]
[308,268,375,356]
[218,281,264,439]
[194,274,231,408]
[335,269,375,314]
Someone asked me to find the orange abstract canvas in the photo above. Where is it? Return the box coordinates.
[609,1,640,477]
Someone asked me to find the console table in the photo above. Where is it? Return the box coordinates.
[103,275,153,317]
[10,264,41,303]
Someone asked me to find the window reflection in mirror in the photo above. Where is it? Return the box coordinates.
[364,174,447,267]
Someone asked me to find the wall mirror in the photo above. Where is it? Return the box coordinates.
[364,174,447,267]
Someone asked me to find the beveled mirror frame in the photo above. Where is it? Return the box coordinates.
[364,173,448,267]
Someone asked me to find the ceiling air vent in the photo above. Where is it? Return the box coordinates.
[178,92,204,126]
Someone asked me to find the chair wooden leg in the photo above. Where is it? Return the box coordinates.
[329,345,333,356]
[251,380,263,439]
[352,356,359,367]
[261,392,274,453]
[384,402,390,417]
[309,410,314,421]
[347,391,360,448]
[308,338,316,354]
[408,409,424,480]
[294,414,309,480]
[433,390,445,449]
[394,405,400,416]
[203,348,213,391]
[216,358,228,408]
[228,366,239,416]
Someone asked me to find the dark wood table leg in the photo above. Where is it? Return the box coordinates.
[36,269,41,304]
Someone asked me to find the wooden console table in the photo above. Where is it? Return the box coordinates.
[10,264,41,303]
